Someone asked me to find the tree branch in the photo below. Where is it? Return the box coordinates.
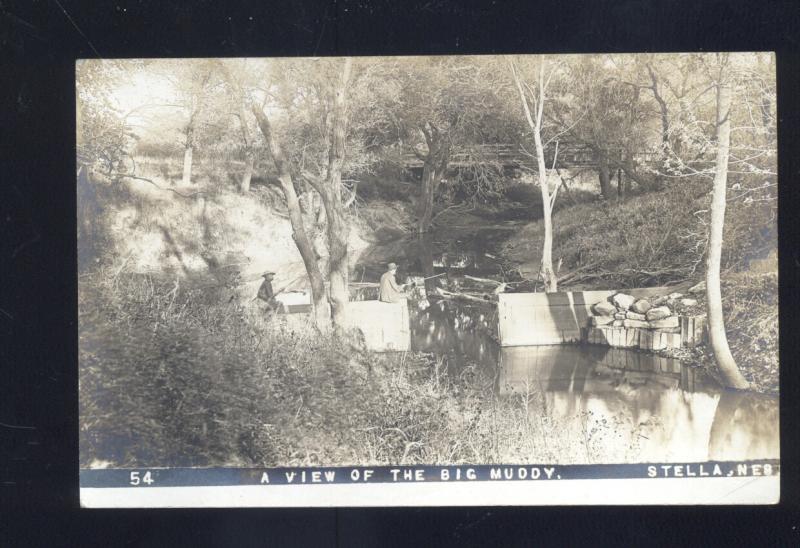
[113,173,205,198]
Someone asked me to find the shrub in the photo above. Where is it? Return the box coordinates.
[720,272,779,393]
[80,270,651,468]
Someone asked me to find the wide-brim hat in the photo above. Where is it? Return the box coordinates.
[262,271,275,278]
[388,262,398,270]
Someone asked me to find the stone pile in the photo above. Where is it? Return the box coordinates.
[589,291,686,330]
[586,291,704,351]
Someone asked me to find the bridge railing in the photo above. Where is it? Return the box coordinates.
[401,143,666,170]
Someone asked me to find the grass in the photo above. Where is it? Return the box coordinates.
[502,181,775,288]
[697,272,779,394]
[80,270,650,468]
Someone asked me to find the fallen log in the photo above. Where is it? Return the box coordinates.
[556,261,602,284]
[464,274,503,285]
[437,288,497,304]
[463,275,508,294]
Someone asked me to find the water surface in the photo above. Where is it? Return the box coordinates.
[356,228,780,463]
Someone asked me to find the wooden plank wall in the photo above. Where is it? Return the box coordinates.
[344,300,411,352]
[497,287,670,347]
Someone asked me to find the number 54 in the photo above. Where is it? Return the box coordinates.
[130,471,154,486]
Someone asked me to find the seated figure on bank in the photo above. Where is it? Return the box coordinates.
[379,262,407,303]
[257,271,280,312]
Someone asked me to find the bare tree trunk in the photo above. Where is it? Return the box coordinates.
[327,57,352,327]
[182,144,193,185]
[219,63,256,194]
[240,153,254,193]
[617,168,626,200]
[597,151,612,198]
[322,201,349,326]
[646,62,671,149]
[417,162,436,233]
[416,127,450,234]
[182,110,196,185]
[417,158,441,233]
[534,124,557,293]
[706,71,749,389]
[237,104,254,193]
[313,192,326,226]
[304,58,353,327]
[511,59,557,292]
[416,234,437,294]
[251,105,331,329]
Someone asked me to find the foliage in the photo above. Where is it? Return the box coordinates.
[243,57,404,187]
[81,272,649,467]
[396,57,518,147]
[502,181,597,212]
[503,179,775,289]
[716,273,779,393]
[396,56,522,213]
[549,54,655,188]
[76,60,141,173]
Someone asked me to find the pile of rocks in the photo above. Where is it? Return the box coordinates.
[586,291,704,351]
[590,292,696,331]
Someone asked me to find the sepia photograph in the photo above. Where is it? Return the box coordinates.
[77,53,779,506]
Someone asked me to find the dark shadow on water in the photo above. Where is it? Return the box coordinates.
[410,299,499,373]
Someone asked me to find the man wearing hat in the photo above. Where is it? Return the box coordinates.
[257,271,279,312]
[379,262,407,303]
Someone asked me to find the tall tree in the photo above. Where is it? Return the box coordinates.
[231,57,397,327]
[609,54,711,188]
[396,57,511,233]
[149,59,220,185]
[653,52,776,387]
[550,56,650,198]
[285,57,402,326]
[414,122,451,233]
[509,56,562,292]
[301,58,354,326]
[217,59,262,193]
[705,54,749,389]
[232,85,256,194]
[249,102,332,328]
[217,58,333,327]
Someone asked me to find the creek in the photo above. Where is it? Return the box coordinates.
[354,226,779,463]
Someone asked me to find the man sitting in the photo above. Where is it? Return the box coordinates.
[257,271,280,312]
[379,262,407,303]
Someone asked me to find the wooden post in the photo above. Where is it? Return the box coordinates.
[639,330,652,351]
[681,315,707,347]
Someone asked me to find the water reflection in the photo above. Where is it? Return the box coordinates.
[410,299,499,372]
[357,229,779,464]
[497,345,779,462]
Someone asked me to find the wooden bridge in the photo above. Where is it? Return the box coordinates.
[401,143,661,171]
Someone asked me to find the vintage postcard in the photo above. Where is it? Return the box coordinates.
[77,53,778,507]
